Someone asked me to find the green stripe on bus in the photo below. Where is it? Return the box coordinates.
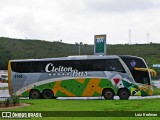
[56,90,68,97]
[93,91,101,96]
[21,91,29,97]
[99,79,113,88]
[122,80,132,87]
[72,78,90,96]
[59,78,91,96]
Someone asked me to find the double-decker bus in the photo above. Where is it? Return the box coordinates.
[8,55,156,100]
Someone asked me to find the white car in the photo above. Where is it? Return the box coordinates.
[1,74,8,81]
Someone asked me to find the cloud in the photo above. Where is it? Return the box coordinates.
[0,0,160,44]
[86,0,158,13]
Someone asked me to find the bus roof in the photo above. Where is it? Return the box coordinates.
[118,55,143,59]
[10,55,140,62]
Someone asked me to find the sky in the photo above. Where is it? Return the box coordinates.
[0,0,160,44]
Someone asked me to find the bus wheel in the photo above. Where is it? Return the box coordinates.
[118,89,130,100]
[29,89,40,99]
[42,89,54,99]
[103,89,114,100]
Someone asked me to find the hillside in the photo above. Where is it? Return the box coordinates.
[0,37,160,70]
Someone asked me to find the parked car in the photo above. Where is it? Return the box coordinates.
[1,74,8,82]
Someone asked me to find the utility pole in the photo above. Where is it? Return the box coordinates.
[147,32,149,44]
[79,42,82,55]
[129,29,131,45]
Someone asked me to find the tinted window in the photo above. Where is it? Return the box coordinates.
[11,61,48,73]
[11,59,125,73]
[121,57,147,70]
[80,59,125,72]
[11,62,32,73]
[31,61,48,72]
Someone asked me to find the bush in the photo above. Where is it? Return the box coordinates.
[0,100,3,107]
[4,98,11,107]
[0,95,20,107]
[11,95,19,106]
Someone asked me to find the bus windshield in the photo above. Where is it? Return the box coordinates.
[119,56,151,85]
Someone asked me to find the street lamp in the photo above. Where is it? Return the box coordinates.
[79,42,83,55]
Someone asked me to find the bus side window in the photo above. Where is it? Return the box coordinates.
[73,61,83,71]
[105,59,126,73]
[11,62,32,73]
[109,65,116,71]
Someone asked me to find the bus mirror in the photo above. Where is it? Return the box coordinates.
[134,67,157,78]
[148,68,157,77]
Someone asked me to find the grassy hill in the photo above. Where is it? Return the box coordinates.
[0,37,160,70]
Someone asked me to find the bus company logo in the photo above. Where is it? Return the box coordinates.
[130,60,136,67]
[96,37,104,43]
[45,63,87,77]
